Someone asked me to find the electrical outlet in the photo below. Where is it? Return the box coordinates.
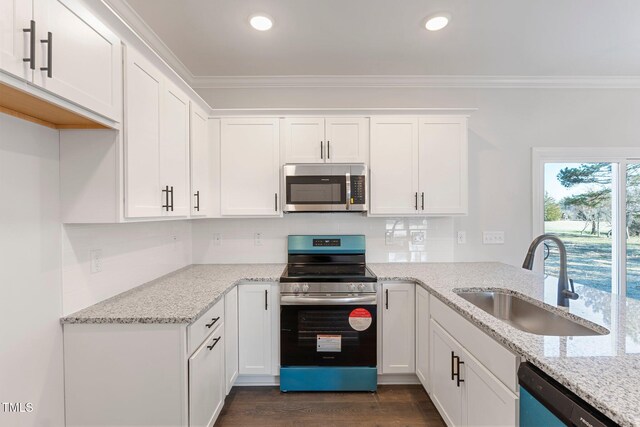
[89,249,103,274]
[483,231,505,245]
[254,232,263,246]
[411,230,426,245]
[213,233,222,246]
[457,231,467,244]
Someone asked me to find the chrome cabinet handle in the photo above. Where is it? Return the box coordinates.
[320,141,324,159]
[194,190,200,211]
[40,32,52,78]
[275,193,278,212]
[207,337,221,350]
[385,289,389,309]
[421,192,424,210]
[327,140,330,159]
[162,186,170,211]
[169,186,174,211]
[23,20,36,70]
[415,192,418,210]
[265,289,268,310]
[205,317,220,328]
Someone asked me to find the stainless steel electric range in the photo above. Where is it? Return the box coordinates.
[279,235,378,392]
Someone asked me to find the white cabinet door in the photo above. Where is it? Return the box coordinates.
[238,284,272,375]
[190,107,212,217]
[381,282,415,374]
[419,117,468,215]
[416,286,430,392]
[463,351,517,427]
[430,320,463,427]
[160,82,190,217]
[34,0,122,120]
[124,48,162,218]
[188,329,225,427]
[224,286,238,394]
[369,117,420,215]
[0,0,33,80]
[282,117,325,163]
[325,117,368,163]
[220,118,280,216]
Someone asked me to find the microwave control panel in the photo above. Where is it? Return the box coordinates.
[350,176,366,205]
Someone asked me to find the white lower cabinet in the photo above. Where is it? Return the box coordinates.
[429,297,518,427]
[225,286,239,393]
[415,285,430,391]
[64,298,229,427]
[238,283,279,376]
[189,326,225,427]
[430,320,464,426]
[381,282,415,374]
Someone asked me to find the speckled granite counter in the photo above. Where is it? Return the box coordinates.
[370,262,640,427]
[61,264,285,324]
[61,262,640,426]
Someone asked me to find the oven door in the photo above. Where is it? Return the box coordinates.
[280,302,377,367]
[284,175,347,212]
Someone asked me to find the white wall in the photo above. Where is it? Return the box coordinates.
[0,115,64,427]
[196,86,640,267]
[192,216,454,264]
[62,220,192,315]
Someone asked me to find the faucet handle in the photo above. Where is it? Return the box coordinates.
[564,279,579,300]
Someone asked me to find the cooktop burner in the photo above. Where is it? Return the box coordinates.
[280,235,377,283]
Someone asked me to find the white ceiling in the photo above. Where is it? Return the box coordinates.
[123,0,640,78]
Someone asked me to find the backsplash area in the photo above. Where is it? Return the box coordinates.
[192,215,454,264]
[62,221,192,315]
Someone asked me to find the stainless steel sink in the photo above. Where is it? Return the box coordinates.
[455,291,607,336]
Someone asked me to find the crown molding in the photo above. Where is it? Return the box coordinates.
[191,75,640,89]
[103,0,195,85]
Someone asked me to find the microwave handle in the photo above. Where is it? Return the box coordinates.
[345,172,351,210]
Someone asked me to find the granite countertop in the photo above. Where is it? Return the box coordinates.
[61,264,286,324]
[61,262,640,426]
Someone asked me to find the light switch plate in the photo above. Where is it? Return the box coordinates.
[457,231,467,244]
[483,231,505,245]
[254,232,263,246]
[89,249,102,274]
[213,233,222,246]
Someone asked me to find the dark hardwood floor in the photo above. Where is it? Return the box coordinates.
[215,385,446,426]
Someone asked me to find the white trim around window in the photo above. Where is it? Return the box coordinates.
[532,147,640,296]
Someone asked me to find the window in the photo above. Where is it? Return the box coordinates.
[533,149,640,299]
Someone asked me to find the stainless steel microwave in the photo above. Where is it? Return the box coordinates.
[283,163,367,212]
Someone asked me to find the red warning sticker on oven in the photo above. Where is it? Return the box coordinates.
[349,308,372,331]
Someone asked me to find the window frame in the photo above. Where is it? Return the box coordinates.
[532,147,640,297]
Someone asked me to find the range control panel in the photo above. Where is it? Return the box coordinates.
[350,176,366,205]
[313,239,341,247]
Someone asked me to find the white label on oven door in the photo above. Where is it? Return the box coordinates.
[349,308,372,331]
[317,334,341,352]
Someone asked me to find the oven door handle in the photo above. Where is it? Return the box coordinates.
[280,295,377,305]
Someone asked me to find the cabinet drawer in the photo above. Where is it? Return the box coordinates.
[189,299,224,355]
[430,296,518,393]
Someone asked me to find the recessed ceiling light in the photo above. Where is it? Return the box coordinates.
[425,14,450,31]
[249,14,273,31]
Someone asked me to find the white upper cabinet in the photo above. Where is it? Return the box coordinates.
[221,118,281,216]
[369,117,420,215]
[125,47,191,219]
[381,282,415,374]
[0,0,121,120]
[370,115,468,216]
[324,117,368,163]
[159,82,190,217]
[282,117,325,163]
[33,0,122,121]
[125,48,162,218]
[419,117,468,215]
[0,0,33,80]
[282,117,368,164]
[190,107,214,217]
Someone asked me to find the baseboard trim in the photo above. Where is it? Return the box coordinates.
[234,373,420,387]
